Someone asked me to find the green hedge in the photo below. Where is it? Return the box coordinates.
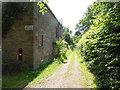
[77,2,120,88]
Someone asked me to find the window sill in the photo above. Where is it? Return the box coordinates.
[38,45,43,48]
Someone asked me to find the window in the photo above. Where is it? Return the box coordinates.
[56,28,58,38]
[38,32,43,47]
[60,27,61,37]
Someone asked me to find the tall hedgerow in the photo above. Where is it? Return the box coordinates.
[77,2,120,88]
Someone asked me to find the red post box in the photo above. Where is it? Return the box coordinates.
[18,48,22,61]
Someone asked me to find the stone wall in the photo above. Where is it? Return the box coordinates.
[2,2,61,71]
[2,11,34,71]
[33,4,59,70]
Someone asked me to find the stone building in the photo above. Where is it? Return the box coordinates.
[2,2,62,71]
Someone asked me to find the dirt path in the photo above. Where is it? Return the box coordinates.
[29,52,85,88]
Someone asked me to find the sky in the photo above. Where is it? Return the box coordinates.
[48,0,96,35]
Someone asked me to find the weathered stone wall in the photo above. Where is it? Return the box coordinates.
[33,4,59,70]
[2,11,34,71]
[2,2,61,71]
[0,2,2,46]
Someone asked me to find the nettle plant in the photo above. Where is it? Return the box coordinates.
[53,40,67,63]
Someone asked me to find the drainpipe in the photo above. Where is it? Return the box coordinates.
[58,22,60,41]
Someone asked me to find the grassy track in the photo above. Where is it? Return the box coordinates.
[67,51,75,70]
[76,51,97,88]
[64,51,75,78]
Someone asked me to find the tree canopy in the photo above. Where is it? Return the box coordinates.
[62,26,74,45]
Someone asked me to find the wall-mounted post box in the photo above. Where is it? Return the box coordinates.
[18,48,22,61]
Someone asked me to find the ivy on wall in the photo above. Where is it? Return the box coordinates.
[2,2,34,37]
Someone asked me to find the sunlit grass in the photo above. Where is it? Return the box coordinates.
[67,51,75,70]
[64,51,75,78]
[26,61,62,87]
[2,61,61,88]
[66,49,72,59]
[76,52,97,88]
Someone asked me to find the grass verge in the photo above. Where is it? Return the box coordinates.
[2,61,61,88]
[2,50,72,88]
[67,51,75,70]
[76,52,97,88]
[26,61,62,88]
[64,51,75,78]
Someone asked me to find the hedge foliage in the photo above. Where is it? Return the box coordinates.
[77,2,120,88]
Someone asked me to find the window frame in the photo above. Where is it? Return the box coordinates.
[38,31,43,47]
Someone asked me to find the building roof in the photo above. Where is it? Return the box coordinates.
[45,4,59,23]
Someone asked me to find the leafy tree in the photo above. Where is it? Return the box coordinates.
[72,31,82,44]
[37,0,48,15]
[30,0,48,14]
[76,2,103,33]
[62,26,74,45]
